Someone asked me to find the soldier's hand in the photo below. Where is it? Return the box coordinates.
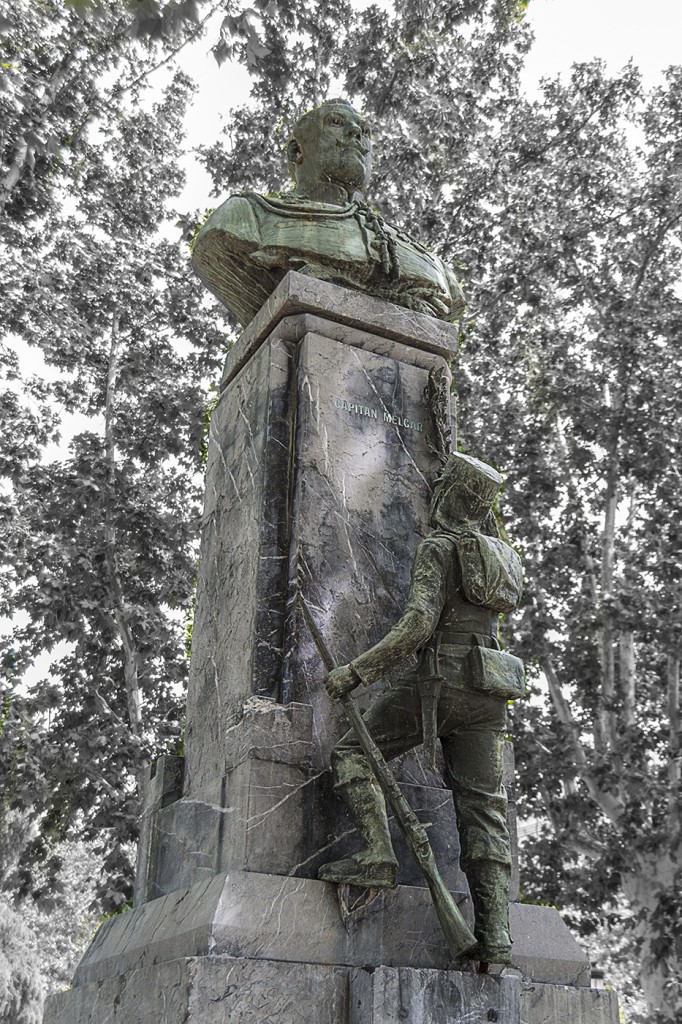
[324,664,360,700]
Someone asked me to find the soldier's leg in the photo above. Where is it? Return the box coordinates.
[319,678,423,888]
[441,695,512,963]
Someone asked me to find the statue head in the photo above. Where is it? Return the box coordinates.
[287,99,373,197]
[430,452,503,531]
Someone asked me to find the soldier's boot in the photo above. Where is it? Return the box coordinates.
[464,860,513,965]
[318,780,398,889]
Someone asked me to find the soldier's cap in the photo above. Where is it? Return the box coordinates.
[437,452,503,505]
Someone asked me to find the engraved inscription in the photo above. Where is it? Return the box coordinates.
[334,397,423,432]
[334,398,378,419]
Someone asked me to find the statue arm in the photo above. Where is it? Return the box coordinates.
[192,196,278,326]
[350,537,450,687]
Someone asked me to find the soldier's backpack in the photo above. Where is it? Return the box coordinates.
[452,531,523,613]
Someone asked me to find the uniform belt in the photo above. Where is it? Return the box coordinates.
[440,631,500,650]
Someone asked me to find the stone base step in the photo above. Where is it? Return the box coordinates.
[44,955,620,1024]
[73,871,590,990]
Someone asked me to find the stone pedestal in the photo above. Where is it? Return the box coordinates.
[44,274,619,1024]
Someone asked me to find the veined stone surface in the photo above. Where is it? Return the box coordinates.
[184,301,453,792]
[45,957,619,1024]
[280,331,445,755]
[45,957,350,1024]
[73,871,590,989]
[217,270,460,386]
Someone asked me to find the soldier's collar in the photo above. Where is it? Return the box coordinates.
[243,191,358,217]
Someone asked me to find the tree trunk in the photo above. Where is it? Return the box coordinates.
[623,850,682,1023]
[103,310,142,736]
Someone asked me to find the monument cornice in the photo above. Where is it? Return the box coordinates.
[220,270,460,390]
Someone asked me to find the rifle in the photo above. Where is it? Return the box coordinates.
[301,598,476,961]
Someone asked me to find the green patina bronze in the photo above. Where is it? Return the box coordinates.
[321,451,525,967]
[191,99,466,326]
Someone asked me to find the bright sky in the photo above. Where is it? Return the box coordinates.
[521,0,682,90]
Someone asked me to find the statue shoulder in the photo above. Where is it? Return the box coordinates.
[385,219,466,321]
[415,532,459,569]
[443,263,466,320]
[194,193,263,251]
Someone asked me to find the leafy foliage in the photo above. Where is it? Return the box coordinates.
[1,0,227,914]
[0,901,43,1024]
[455,63,682,1021]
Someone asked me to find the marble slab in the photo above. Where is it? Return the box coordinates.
[221,270,459,388]
[185,324,452,792]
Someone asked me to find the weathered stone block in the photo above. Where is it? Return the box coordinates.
[46,956,351,1024]
[149,759,314,898]
[220,269,460,389]
[47,957,620,1024]
[44,958,192,1024]
[349,966,620,1024]
[222,697,314,770]
[520,980,620,1024]
[186,956,350,1024]
[73,871,592,991]
[135,701,518,902]
[184,333,298,792]
[349,965,521,1024]
[184,300,454,793]
[134,755,184,906]
[140,767,481,897]
[508,902,591,988]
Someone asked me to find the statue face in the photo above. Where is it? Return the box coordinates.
[294,104,372,192]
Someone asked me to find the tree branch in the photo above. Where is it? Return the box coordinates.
[667,654,681,831]
[630,208,682,298]
[619,631,636,730]
[541,651,626,824]
[112,0,225,103]
[554,416,599,604]
[538,782,606,858]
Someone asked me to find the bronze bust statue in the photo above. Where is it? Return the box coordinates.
[192,99,466,326]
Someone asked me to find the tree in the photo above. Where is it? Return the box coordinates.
[453,62,682,1022]
[1,2,227,911]
[0,902,43,1024]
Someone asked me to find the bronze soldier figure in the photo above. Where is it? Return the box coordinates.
[320,451,525,965]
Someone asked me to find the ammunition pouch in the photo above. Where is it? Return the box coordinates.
[464,645,526,701]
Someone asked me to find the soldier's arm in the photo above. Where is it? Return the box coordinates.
[349,536,450,688]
